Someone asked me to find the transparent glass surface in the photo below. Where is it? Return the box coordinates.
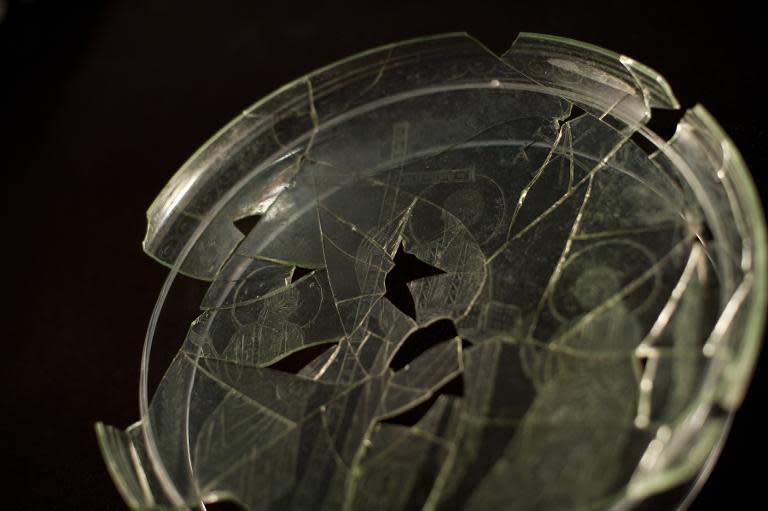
[96,32,766,511]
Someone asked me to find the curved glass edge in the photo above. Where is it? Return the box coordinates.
[141,31,678,282]
[620,105,767,505]
[141,33,480,281]
[95,421,176,510]
[97,33,766,511]
[662,106,766,413]
[679,107,766,411]
[502,32,679,129]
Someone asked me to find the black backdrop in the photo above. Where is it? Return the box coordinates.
[2,1,765,510]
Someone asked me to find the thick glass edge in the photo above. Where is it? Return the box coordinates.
[141,32,473,280]
[98,33,766,511]
[619,105,767,507]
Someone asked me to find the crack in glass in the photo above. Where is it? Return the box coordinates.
[96,33,766,511]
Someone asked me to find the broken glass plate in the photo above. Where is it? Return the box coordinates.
[96,33,766,511]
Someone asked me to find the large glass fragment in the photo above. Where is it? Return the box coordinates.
[97,33,766,511]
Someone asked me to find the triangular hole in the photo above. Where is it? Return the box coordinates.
[384,243,445,319]
[560,104,587,125]
[233,214,263,236]
[290,265,314,283]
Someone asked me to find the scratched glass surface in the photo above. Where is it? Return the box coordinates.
[96,33,766,511]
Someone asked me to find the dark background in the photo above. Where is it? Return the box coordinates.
[2,0,765,509]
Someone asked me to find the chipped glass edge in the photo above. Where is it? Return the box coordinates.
[95,32,767,511]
